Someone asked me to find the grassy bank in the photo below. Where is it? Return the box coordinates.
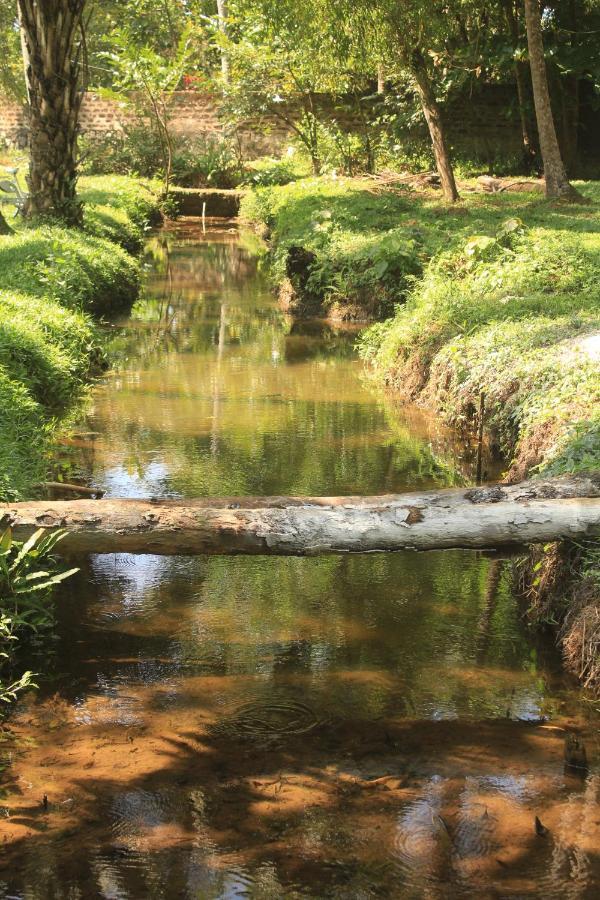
[0,175,161,500]
[244,175,600,689]
[240,177,456,320]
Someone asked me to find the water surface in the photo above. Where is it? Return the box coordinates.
[1,221,598,899]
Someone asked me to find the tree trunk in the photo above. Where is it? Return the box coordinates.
[17,0,87,225]
[2,475,598,556]
[523,0,581,200]
[501,0,538,169]
[410,50,459,202]
[0,210,13,235]
[216,0,230,86]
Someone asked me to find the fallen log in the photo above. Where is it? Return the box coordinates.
[1,475,598,556]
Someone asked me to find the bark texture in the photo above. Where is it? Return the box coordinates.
[501,0,538,167]
[411,51,459,202]
[0,211,13,235]
[17,0,87,224]
[2,475,598,556]
[523,0,580,199]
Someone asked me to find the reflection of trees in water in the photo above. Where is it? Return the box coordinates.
[52,551,535,723]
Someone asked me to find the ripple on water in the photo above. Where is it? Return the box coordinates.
[214,697,326,739]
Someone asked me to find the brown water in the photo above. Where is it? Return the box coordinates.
[1,222,598,899]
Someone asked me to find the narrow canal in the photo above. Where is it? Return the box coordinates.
[1,222,598,898]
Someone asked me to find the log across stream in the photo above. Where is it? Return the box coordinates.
[3,474,599,555]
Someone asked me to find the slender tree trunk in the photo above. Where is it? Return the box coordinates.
[377,63,385,94]
[17,0,87,224]
[501,0,538,168]
[410,50,459,202]
[216,0,230,85]
[523,0,581,200]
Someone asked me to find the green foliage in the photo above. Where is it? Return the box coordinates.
[100,24,197,191]
[0,292,96,409]
[241,155,309,187]
[0,527,78,711]
[240,176,454,316]
[360,183,600,475]
[0,369,48,501]
[168,134,242,187]
[79,174,163,229]
[0,226,139,316]
[81,127,243,189]
[0,175,160,501]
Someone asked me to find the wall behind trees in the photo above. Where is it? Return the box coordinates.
[1,85,598,173]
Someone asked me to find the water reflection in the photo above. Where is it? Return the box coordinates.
[1,221,598,899]
[56,221,481,498]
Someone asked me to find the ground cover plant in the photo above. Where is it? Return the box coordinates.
[0,528,77,712]
[240,177,456,319]
[242,174,600,480]
[358,181,600,481]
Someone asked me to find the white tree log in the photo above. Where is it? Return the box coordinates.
[1,475,599,556]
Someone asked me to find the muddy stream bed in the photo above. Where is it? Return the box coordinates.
[1,221,598,898]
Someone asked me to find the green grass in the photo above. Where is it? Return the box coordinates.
[243,175,600,477]
[357,181,600,478]
[241,177,458,316]
[0,175,162,500]
[80,174,162,252]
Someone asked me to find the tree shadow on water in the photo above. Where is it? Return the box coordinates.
[2,708,598,899]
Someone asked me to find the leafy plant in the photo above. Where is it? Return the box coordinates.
[101,25,197,193]
[0,528,78,712]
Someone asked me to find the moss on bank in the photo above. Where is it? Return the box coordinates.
[244,175,600,690]
[0,176,161,500]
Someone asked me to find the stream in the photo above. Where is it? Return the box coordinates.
[1,221,598,898]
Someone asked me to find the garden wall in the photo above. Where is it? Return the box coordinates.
[0,86,550,166]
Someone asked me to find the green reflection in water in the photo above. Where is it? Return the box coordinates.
[75,223,470,498]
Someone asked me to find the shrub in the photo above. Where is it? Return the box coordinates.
[241,155,307,187]
[80,128,242,188]
[0,528,78,711]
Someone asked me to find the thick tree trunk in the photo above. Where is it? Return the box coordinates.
[410,51,459,202]
[0,211,13,235]
[523,0,581,200]
[2,475,598,556]
[17,0,86,224]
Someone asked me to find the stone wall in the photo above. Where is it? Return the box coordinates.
[0,91,291,153]
[0,87,525,164]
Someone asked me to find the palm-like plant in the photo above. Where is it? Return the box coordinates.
[0,528,78,710]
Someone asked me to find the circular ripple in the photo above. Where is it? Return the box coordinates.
[216,699,324,737]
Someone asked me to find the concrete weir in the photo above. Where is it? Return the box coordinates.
[168,188,245,217]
